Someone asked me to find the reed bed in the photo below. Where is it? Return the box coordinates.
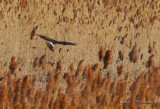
[0,48,160,109]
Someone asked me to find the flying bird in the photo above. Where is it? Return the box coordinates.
[35,34,76,52]
[36,34,76,45]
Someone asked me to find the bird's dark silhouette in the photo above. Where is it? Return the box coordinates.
[35,34,76,46]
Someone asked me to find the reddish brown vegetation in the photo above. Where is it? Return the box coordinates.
[30,26,38,40]
[69,63,74,73]
[117,63,124,76]
[33,57,39,68]
[40,55,46,66]
[56,60,62,71]
[1,56,160,109]
[0,0,159,108]
[130,44,138,63]
[99,46,104,61]
[103,50,112,69]
[10,56,18,74]
[93,63,100,72]
[148,44,152,54]
[148,55,155,68]
[75,59,84,77]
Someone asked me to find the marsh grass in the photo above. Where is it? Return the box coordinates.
[1,54,160,109]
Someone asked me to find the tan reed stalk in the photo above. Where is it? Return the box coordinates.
[33,57,39,68]
[99,46,104,61]
[93,63,100,72]
[56,60,62,71]
[54,94,60,109]
[40,92,50,109]
[10,56,18,74]
[39,55,46,66]
[148,44,152,54]
[139,84,146,101]
[105,78,111,94]
[130,44,138,63]
[148,55,155,68]
[153,68,160,90]
[60,94,69,109]
[69,63,74,73]
[146,88,151,101]
[0,81,8,109]
[96,71,102,89]
[66,73,73,87]
[149,73,154,90]
[75,59,84,77]
[21,75,31,109]
[22,75,31,96]
[82,66,88,79]
[27,88,34,108]
[46,72,55,91]
[87,65,94,89]
[32,90,41,109]
[117,63,124,76]
[103,50,112,69]
[49,97,54,109]
[91,78,97,92]
[54,70,61,84]
[13,78,22,108]
[7,73,15,105]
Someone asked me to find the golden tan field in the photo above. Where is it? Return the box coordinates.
[1,0,160,109]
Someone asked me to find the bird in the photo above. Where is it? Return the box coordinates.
[47,42,54,52]
[35,34,76,52]
[36,34,76,45]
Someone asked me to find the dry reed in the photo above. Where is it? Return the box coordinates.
[75,59,84,77]
[2,38,160,109]
[99,46,104,61]
[40,92,49,109]
[56,60,62,71]
[30,26,38,40]
[54,70,61,84]
[93,63,100,72]
[146,89,151,101]
[39,55,46,66]
[60,94,69,109]
[117,64,124,76]
[33,57,39,68]
[148,55,155,68]
[103,50,112,69]
[66,73,73,87]
[53,93,60,109]
[96,71,102,89]
[148,44,152,54]
[0,81,8,109]
[69,63,74,73]
[119,51,123,60]
[87,65,94,88]
[82,66,88,79]
[130,44,138,63]
[10,56,18,74]
[32,90,41,109]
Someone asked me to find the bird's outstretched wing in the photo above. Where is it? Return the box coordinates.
[57,41,76,45]
[36,34,76,46]
[36,34,57,42]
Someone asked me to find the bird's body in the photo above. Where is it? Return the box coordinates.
[49,42,54,47]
